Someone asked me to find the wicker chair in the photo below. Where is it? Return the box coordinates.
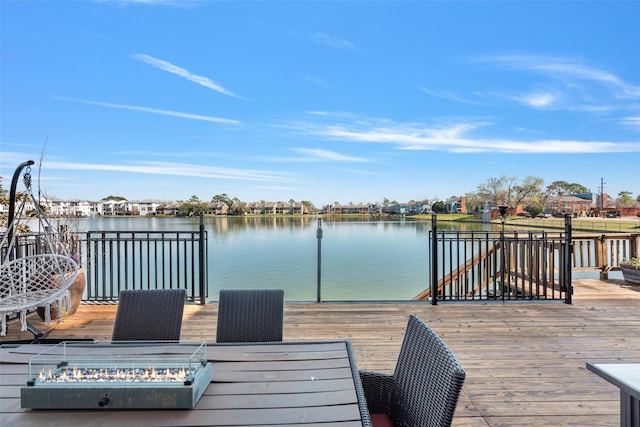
[359,314,466,427]
[216,289,284,343]
[111,289,186,341]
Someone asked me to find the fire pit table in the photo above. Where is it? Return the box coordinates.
[3,340,371,426]
[21,341,211,409]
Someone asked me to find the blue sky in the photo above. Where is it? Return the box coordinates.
[1,0,639,207]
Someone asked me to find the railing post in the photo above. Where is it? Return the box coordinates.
[596,234,608,280]
[564,214,573,304]
[630,233,639,259]
[500,224,506,300]
[316,218,323,303]
[431,214,438,305]
[5,160,35,263]
[199,213,206,305]
[84,231,92,301]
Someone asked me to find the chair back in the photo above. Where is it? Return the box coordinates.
[216,289,284,343]
[112,289,186,341]
[391,314,466,427]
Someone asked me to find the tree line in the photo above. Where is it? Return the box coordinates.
[2,176,637,218]
[174,177,639,217]
[462,176,638,217]
[178,194,316,216]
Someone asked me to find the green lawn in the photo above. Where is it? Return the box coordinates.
[411,213,640,233]
[508,217,640,233]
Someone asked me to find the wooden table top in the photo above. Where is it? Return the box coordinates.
[0,341,371,427]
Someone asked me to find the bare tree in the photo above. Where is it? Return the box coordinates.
[512,176,544,208]
[464,191,484,213]
[617,191,634,207]
[502,176,519,207]
[476,176,508,206]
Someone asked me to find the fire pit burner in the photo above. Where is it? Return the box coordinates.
[21,341,211,409]
[35,365,195,384]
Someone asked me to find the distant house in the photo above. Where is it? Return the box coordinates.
[264,202,277,214]
[274,203,289,215]
[274,202,306,215]
[444,196,467,214]
[43,197,92,217]
[69,199,93,217]
[325,204,370,215]
[555,195,592,216]
[416,200,432,214]
[40,197,69,216]
[123,200,140,215]
[131,200,163,216]
[244,202,260,214]
[207,202,229,215]
[393,202,416,215]
[156,202,181,216]
[244,201,308,215]
[558,192,618,217]
[2,196,37,216]
[100,200,127,216]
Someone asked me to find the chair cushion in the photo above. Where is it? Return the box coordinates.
[370,412,394,427]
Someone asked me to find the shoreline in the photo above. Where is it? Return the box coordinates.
[47,212,640,234]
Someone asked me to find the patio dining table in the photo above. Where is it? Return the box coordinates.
[587,362,640,427]
[0,340,371,426]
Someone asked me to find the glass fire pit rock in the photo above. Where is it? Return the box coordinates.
[21,341,211,409]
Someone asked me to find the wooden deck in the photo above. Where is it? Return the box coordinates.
[3,277,640,426]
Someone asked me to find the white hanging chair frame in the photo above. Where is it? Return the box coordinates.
[0,161,79,336]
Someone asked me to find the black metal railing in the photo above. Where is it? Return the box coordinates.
[0,232,50,261]
[421,215,573,304]
[78,228,207,304]
[420,218,639,305]
[3,216,637,305]
[1,226,208,305]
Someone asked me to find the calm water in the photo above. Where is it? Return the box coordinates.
[64,216,616,301]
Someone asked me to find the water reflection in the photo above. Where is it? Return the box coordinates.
[64,216,595,301]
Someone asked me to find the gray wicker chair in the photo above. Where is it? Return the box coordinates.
[216,289,284,343]
[111,289,187,341]
[359,314,466,427]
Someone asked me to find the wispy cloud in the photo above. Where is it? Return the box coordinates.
[292,148,368,162]
[131,54,243,99]
[114,150,231,159]
[419,87,481,105]
[256,148,368,163]
[42,159,293,182]
[476,53,640,99]
[256,185,297,192]
[621,116,640,132]
[54,96,240,124]
[512,90,558,109]
[468,53,640,121]
[311,32,354,49]
[293,114,640,154]
[320,124,637,153]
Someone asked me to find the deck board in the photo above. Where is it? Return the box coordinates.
[2,277,640,426]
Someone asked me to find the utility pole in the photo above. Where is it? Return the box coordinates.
[599,177,606,215]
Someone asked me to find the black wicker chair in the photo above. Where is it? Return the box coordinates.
[359,314,466,427]
[216,289,284,343]
[111,289,187,341]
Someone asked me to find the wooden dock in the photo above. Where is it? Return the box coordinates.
[3,277,640,426]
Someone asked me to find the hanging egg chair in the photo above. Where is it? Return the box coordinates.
[0,160,79,337]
